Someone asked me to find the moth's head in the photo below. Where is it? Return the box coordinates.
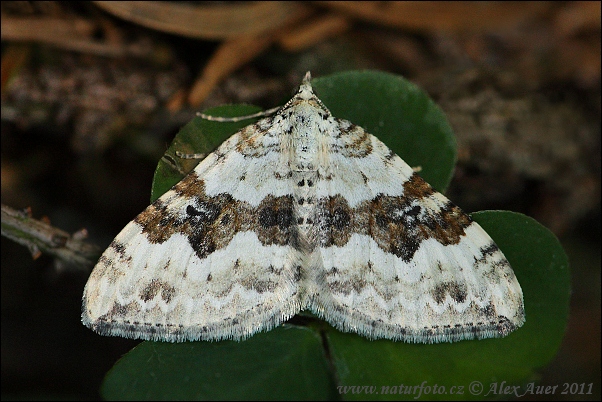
[296,71,314,101]
[283,71,330,117]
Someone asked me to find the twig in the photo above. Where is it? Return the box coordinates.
[187,5,313,105]
[1,204,101,272]
[0,16,152,58]
[278,13,351,52]
[93,1,310,39]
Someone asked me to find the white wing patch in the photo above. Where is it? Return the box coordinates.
[82,72,525,343]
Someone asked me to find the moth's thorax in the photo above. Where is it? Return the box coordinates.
[285,103,323,240]
[282,102,332,172]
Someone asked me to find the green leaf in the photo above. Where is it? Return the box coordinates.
[150,105,263,202]
[101,326,337,400]
[472,211,571,364]
[327,211,569,401]
[100,71,569,400]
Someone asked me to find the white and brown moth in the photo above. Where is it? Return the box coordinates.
[82,72,524,343]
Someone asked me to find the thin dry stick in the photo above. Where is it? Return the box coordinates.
[1,204,101,272]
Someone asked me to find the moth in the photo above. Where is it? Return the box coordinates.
[82,72,524,343]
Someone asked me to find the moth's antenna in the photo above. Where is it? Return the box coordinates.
[196,106,280,122]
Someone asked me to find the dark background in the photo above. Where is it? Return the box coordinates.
[2,2,599,400]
